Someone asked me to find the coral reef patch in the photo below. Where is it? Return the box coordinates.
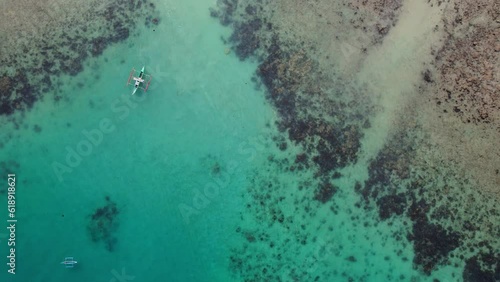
[358,116,499,276]
[87,196,120,252]
[211,0,499,279]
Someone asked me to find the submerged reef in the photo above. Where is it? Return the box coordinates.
[211,0,499,280]
[358,116,499,277]
[0,0,159,116]
[0,72,35,116]
[87,196,120,252]
[258,39,365,176]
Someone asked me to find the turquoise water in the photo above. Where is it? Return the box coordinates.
[0,1,477,282]
[0,1,274,281]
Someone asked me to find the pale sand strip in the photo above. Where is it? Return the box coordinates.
[355,0,444,163]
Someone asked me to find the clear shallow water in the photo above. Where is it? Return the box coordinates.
[0,0,471,281]
[1,1,274,281]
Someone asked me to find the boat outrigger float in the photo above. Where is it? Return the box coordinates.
[126,66,152,95]
[60,257,78,268]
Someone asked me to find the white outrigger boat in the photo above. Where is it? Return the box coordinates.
[60,257,78,268]
[126,66,152,95]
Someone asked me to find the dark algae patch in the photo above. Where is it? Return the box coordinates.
[408,200,461,274]
[230,18,263,60]
[376,193,407,220]
[87,196,120,252]
[0,72,36,116]
[314,181,338,203]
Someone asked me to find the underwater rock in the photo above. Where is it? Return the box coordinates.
[422,69,433,83]
[376,193,406,220]
[347,0,403,44]
[463,255,499,282]
[408,199,461,274]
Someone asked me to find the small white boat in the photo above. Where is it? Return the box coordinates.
[126,66,152,95]
[61,257,78,268]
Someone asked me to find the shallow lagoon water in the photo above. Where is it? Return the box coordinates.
[1,1,274,281]
[0,0,497,281]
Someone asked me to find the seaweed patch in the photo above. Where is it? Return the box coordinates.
[87,196,120,252]
[463,254,500,282]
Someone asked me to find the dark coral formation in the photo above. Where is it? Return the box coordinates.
[0,72,36,115]
[463,254,500,282]
[359,124,500,276]
[257,39,366,178]
[213,1,369,180]
[360,129,416,202]
[376,193,406,220]
[314,181,338,203]
[209,0,239,26]
[0,0,159,116]
[211,1,378,280]
[212,0,267,59]
[33,124,42,133]
[408,200,461,274]
[87,196,120,252]
[230,18,263,59]
[359,129,462,273]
